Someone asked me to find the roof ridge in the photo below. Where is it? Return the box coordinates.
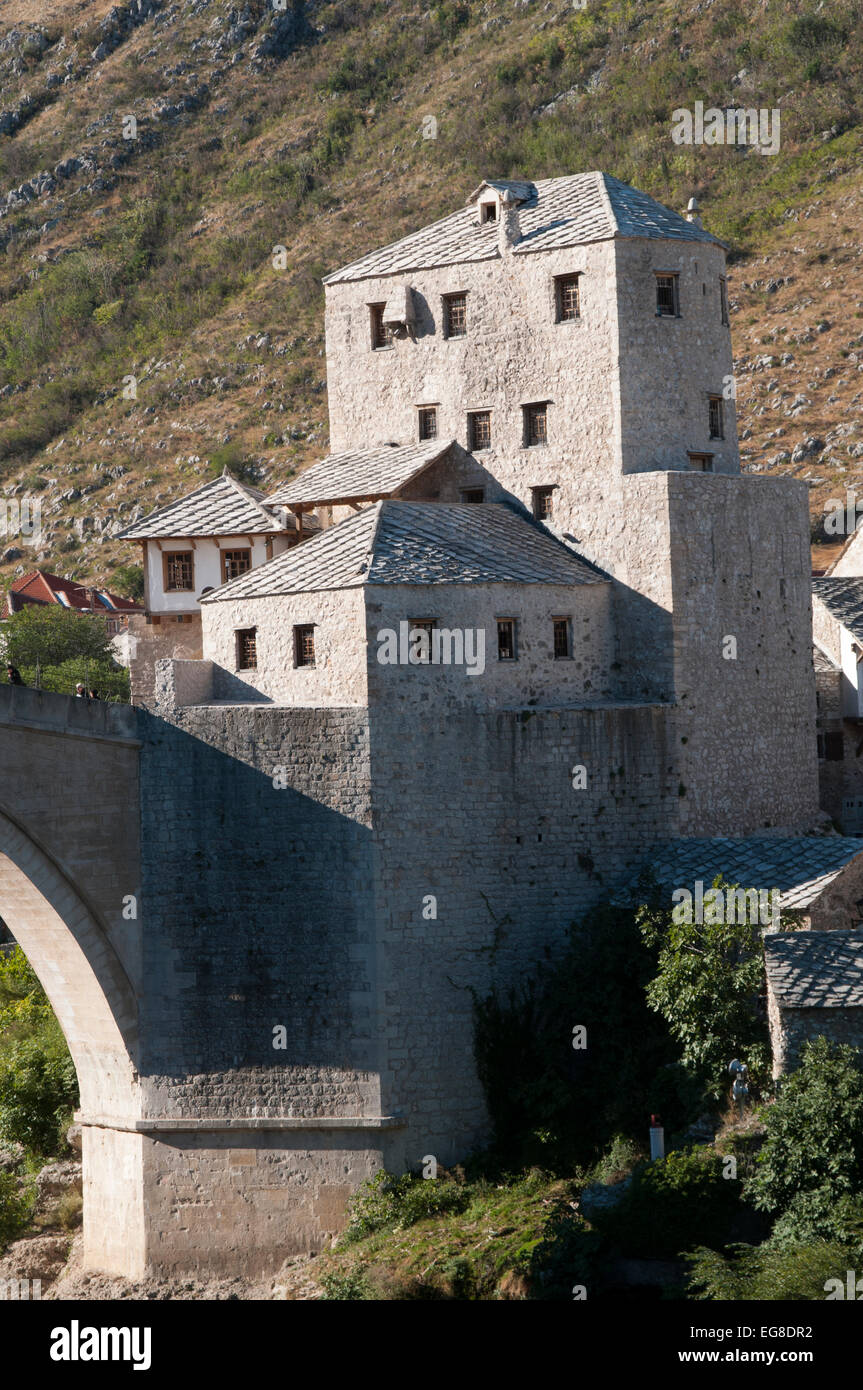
[221,470,283,528]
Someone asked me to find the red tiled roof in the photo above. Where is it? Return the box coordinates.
[2,570,142,619]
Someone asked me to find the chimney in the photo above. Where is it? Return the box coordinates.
[498,191,522,255]
[684,196,703,229]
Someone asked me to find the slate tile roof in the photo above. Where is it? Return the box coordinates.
[201,501,603,601]
[265,440,454,507]
[324,172,722,285]
[812,576,863,645]
[813,643,840,674]
[632,837,863,911]
[120,473,285,539]
[765,930,863,1009]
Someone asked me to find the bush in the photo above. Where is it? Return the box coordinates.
[595,1146,742,1258]
[687,1239,855,1300]
[0,947,78,1158]
[639,880,772,1099]
[340,1171,470,1245]
[109,565,144,602]
[745,1038,863,1243]
[0,1171,35,1251]
[3,606,116,670]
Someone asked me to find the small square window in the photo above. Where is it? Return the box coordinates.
[443,293,467,339]
[523,403,548,447]
[553,617,571,659]
[555,274,580,322]
[236,627,257,670]
[656,274,679,317]
[222,548,252,583]
[687,453,714,472]
[409,619,436,664]
[294,624,315,667]
[531,486,555,521]
[468,410,492,452]
[708,395,724,440]
[418,406,438,441]
[481,202,497,224]
[461,488,485,503]
[163,551,194,592]
[497,619,516,661]
[370,303,392,350]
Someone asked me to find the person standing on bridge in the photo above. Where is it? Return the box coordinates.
[6,665,24,686]
[75,682,86,698]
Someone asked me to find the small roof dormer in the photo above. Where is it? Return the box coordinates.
[466,178,535,227]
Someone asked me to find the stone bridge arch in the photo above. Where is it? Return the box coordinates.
[0,803,139,1121]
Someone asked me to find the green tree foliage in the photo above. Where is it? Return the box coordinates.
[638,880,772,1099]
[687,1239,855,1301]
[745,1038,863,1245]
[0,1170,35,1251]
[109,564,144,601]
[0,946,78,1158]
[2,605,130,699]
[3,604,114,668]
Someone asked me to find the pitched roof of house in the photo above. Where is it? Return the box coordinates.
[201,501,603,601]
[324,172,722,285]
[628,836,863,911]
[266,440,454,508]
[2,570,141,617]
[812,576,863,644]
[765,930,863,1009]
[119,472,285,540]
[813,643,840,674]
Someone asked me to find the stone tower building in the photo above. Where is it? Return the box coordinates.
[100,173,822,1274]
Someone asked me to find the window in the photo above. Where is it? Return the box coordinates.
[818,732,844,761]
[443,292,467,339]
[409,619,436,664]
[461,488,485,503]
[236,627,257,670]
[418,406,438,441]
[531,486,555,521]
[553,617,571,659]
[481,202,497,224]
[655,273,679,317]
[468,410,492,451]
[708,395,724,439]
[221,548,252,583]
[720,278,729,326]
[163,551,194,592]
[688,452,714,472]
[497,619,516,661]
[294,624,315,668]
[523,402,548,447]
[555,274,581,322]
[370,303,392,350]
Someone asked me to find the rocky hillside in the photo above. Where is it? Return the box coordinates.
[0,0,861,588]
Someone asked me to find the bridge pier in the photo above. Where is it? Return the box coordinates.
[81,1118,405,1277]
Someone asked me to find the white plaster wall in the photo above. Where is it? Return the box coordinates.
[146,535,290,613]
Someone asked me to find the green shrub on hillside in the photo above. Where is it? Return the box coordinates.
[746,1038,863,1245]
[341,1170,471,1245]
[595,1146,742,1258]
[0,1170,35,1251]
[687,1239,855,1301]
[0,947,78,1158]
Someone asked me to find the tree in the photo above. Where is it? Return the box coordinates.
[745,1037,863,1245]
[109,564,144,601]
[3,605,114,669]
[638,878,772,1100]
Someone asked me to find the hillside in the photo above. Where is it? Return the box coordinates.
[0,0,861,588]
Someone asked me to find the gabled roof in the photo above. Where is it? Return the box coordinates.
[119,472,284,540]
[632,836,863,911]
[766,930,863,1009]
[813,643,840,674]
[324,172,723,285]
[467,179,535,205]
[201,501,604,602]
[2,570,141,616]
[266,440,454,508]
[812,576,863,645]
